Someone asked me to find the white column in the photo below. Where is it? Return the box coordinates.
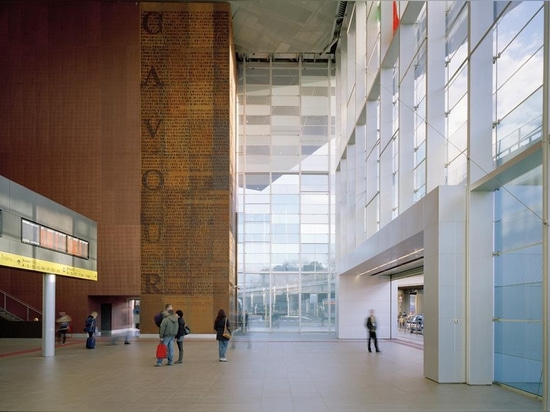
[398,22,415,212]
[425,1,446,191]
[466,1,494,385]
[424,186,466,383]
[365,100,379,239]
[379,67,393,226]
[42,274,56,357]
[467,191,493,384]
[390,277,399,339]
[542,3,550,410]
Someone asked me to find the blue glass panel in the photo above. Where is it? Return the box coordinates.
[493,166,542,395]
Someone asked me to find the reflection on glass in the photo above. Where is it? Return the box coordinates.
[493,165,542,396]
[493,2,543,164]
[238,60,335,333]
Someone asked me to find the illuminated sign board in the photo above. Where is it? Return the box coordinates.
[0,175,97,280]
[21,219,89,259]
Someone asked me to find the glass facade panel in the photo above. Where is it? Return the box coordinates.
[302,204,329,215]
[494,166,543,396]
[244,204,270,214]
[445,2,468,186]
[301,273,333,331]
[301,214,329,224]
[413,160,425,202]
[272,234,300,244]
[238,59,335,332]
[247,146,270,155]
[333,0,550,401]
[272,254,300,269]
[272,204,299,214]
[301,174,329,192]
[491,11,545,393]
[413,11,427,202]
[243,254,271,273]
[495,88,542,164]
[445,1,468,74]
[272,213,299,224]
[493,2,543,162]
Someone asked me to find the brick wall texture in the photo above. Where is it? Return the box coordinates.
[0,1,236,334]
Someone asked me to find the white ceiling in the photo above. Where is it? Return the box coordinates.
[152,0,348,58]
[230,1,346,57]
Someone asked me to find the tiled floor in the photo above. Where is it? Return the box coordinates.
[0,333,543,412]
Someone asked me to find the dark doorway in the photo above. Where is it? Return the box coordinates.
[100,303,112,335]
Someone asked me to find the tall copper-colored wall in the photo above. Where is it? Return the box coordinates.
[0,1,236,333]
[0,2,141,326]
[139,3,237,334]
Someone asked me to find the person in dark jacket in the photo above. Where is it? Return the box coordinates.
[174,310,187,364]
[56,312,72,345]
[84,312,97,338]
[214,308,231,362]
[366,309,380,353]
[156,309,179,367]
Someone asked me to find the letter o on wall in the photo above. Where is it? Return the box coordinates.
[142,170,164,190]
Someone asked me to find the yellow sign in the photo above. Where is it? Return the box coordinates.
[0,251,97,281]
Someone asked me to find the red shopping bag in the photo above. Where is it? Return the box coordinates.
[156,343,167,358]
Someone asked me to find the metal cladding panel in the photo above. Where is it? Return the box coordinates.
[0,175,97,279]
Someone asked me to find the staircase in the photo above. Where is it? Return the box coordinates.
[0,307,23,321]
[0,289,42,321]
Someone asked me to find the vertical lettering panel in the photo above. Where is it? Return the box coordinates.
[140,3,236,333]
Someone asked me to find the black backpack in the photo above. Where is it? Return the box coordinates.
[154,312,163,327]
[84,316,95,332]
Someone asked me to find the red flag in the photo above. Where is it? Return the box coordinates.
[393,1,400,32]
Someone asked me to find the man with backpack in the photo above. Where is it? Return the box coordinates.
[154,304,173,328]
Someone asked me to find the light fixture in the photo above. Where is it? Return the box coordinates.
[356,248,424,277]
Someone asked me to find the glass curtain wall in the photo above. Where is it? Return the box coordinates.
[492,1,545,396]
[391,64,399,219]
[493,2,544,164]
[412,7,427,202]
[493,166,543,396]
[237,58,336,332]
[445,1,469,185]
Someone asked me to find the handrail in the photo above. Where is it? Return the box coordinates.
[0,289,42,321]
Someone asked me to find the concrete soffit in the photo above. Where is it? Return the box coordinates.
[337,185,467,279]
[338,200,426,278]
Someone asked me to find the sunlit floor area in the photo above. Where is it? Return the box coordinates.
[0,333,542,412]
[394,326,424,347]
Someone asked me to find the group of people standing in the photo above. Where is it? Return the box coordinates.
[154,304,232,366]
[55,304,232,363]
[155,304,188,366]
[58,306,377,358]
